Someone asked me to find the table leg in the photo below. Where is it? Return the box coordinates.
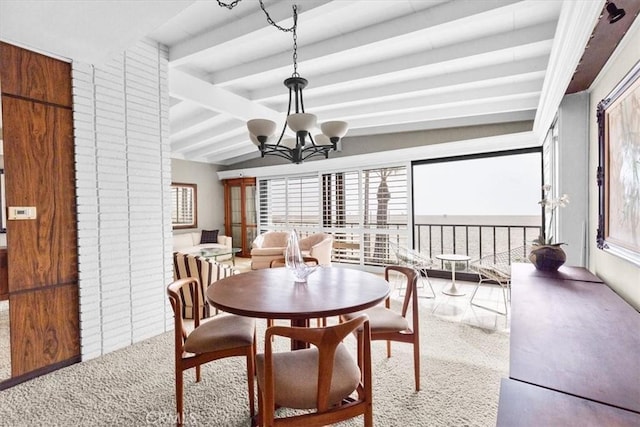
[290,318,310,350]
[443,260,466,296]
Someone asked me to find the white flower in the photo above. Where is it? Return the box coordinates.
[535,186,570,245]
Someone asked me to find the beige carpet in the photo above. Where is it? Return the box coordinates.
[0,301,9,381]
[0,309,508,426]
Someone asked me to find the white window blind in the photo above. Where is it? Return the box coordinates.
[258,176,319,232]
[171,184,196,229]
[258,165,407,267]
[362,166,408,265]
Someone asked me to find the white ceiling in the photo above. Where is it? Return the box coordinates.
[1,0,605,166]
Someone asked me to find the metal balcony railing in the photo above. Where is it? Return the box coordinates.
[414,222,541,272]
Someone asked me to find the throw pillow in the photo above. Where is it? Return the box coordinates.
[200,229,219,244]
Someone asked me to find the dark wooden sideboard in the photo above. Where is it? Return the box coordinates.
[497,263,640,425]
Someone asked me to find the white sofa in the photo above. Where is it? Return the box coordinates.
[173,230,233,260]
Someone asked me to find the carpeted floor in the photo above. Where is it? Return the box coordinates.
[0,307,508,427]
[0,301,9,381]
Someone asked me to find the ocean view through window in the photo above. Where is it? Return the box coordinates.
[412,148,543,266]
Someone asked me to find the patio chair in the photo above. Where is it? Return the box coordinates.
[469,246,531,315]
[389,241,435,298]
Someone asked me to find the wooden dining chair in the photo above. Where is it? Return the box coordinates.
[341,265,421,391]
[256,314,372,427]
[167,277,256,425]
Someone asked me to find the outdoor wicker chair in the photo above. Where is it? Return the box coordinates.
[469,246,531,315]
[389,241,435,298]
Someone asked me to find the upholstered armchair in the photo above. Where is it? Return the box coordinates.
[251,231,334,269]
[173,252,237,319]
[250,231,290,269]
[299,233,333,266]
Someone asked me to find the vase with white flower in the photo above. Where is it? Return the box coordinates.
[529,185,570,271]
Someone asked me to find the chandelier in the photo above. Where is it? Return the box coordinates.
[244,3,349,164]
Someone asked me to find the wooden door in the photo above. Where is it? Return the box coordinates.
[224,178,256,257]
[0,42,79,382]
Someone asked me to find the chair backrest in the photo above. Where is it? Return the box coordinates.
[385,265,419,331]
[269,256,319,268]
[299,233,334,266]
[173,252,236,319]
[262,314,372,421]
[254,231,290,249]
[471,245,532,278]
[167,277,202,350]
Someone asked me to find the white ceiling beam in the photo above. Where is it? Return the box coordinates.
[169,0,337,67]
[169,68,281,122]
[212,0,523,85]
[291,57,548,111]
[250,23,556,101]
[346,95,539,130]
[183,133,250,159]
[170,109,220,137]
[172,121,245,152]
[345,110,536,137]
[331,80,542,121]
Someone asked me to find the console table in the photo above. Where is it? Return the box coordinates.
[497,263,640,425]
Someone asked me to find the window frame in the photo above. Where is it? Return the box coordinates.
[171,182,197,230]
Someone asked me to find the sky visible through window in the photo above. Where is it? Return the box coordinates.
[413,152,541,217]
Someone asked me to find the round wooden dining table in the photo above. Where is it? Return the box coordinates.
[206,266,390,349]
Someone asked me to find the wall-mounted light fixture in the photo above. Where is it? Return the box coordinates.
[606,2,626,23]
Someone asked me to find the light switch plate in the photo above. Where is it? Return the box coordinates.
[8,206,37,220]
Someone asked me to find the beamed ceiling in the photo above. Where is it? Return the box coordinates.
[1,1,637,166]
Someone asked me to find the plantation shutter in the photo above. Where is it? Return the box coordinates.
[258,165,407,266]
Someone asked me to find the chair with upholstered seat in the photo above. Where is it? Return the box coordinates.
[256,314,372,427]
[341,265,421,391]
[173,252,237,319]
[167,277,256,425]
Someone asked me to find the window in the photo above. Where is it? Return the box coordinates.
[258,166,407,266]
[171,183,197,229]
[259,175,319,231]
[412,148,542,260]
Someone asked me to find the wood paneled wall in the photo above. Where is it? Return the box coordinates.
[0,41,79,381]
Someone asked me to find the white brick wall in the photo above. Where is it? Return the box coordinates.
[72,39,173,360]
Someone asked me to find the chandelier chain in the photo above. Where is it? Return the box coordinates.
[216,0,242,10]
[292,6,298,76]
[258,1,296,33]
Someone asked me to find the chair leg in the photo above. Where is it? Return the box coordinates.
[421,273,436,299]
[470,278,508,315]
[386,340,391,358]
[246,348,256,418]
[195,364,201,382]
[413,338,421,391]
[256,383,264,427]
[176,369,184,425]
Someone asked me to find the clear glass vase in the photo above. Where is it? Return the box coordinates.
[285,230,318,283]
